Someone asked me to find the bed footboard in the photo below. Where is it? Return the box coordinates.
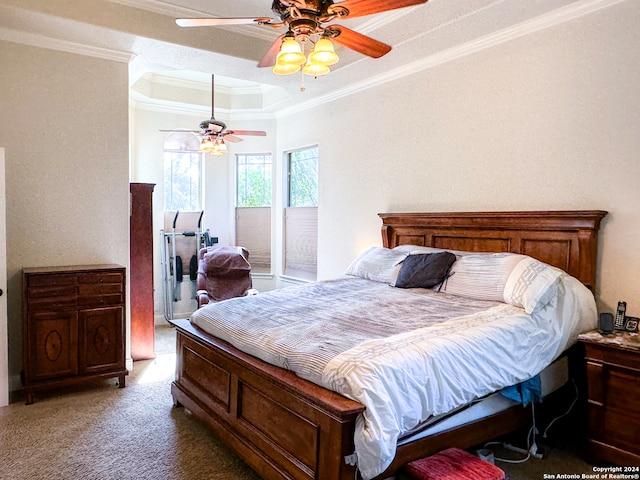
[171,318,364,480]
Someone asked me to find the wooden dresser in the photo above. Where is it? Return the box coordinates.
[22,264,127,404]
[578,330,640,466]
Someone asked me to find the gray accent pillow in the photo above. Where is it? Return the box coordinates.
[394,252,457,289]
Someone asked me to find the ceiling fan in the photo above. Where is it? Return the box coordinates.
[175,0,429,76]
[160,74,266,155]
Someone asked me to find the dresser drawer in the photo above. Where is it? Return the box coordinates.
[27,274,76,288]
[77,271,124,306]
[78,272,124,285]
[27,285,77,307]
[26,273,77,308]
[78,293,124,307]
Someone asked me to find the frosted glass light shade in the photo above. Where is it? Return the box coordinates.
[273,61,301,75]
[198,137,227,155]
[198,138,214,153]
[277,37,306,66]
[302,61,330,76]
[309,38,339,66]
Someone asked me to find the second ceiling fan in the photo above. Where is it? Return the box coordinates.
[176,0,429,76]
[161,74,266,155]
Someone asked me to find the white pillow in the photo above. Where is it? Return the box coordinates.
[442,253,526,302]
[344,247,407,284]
[503,257,564,314]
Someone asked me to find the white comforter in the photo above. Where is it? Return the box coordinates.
[190,274,596,479]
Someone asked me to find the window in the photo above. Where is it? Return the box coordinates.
[236,154,272,273]
[284,146,318,281]
[163,133,202,211]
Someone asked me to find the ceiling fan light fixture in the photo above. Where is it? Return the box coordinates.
[276,37,306,66]
[309,37,339,66]
[302,61,330,77]
[272,62,301,75]
[198,137,228,155]
[215,139,228,155]
[198,137,215,153]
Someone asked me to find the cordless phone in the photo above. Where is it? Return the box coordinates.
[614,301,627,330]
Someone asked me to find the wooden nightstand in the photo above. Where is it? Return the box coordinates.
[578,330,640,466]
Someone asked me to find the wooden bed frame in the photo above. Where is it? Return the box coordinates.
[171,210,607,480]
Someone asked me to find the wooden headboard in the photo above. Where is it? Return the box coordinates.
[379,210,607,291]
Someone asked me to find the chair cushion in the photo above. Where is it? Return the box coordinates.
[199,246,253,302]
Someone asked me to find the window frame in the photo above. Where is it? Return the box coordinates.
[163,133,203,212]
[283,145,318,281]
[235,153,273,275]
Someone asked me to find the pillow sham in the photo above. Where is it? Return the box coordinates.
[503,257,564,314]
[394,252,457,289]
[442,253,526,302]
[344,247,407,284]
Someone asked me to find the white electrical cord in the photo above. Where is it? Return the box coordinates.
[485,401,540,464]
[543,378,579,438]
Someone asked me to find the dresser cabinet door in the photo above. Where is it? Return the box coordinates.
[26,310,78,382]
[79,306,124,374]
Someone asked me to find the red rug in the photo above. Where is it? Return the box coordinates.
[404,447,505,480]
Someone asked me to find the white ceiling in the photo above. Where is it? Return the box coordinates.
[0,0,589,113]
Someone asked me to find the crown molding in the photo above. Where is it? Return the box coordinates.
[130,91,210,116]
[0,26,134,63]
[148,73,273,97]
[130,90,276,121]
[275,0,625,118]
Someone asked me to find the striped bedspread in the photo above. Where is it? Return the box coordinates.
[190,277,500,385]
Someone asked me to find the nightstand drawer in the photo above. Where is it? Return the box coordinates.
[585,343,640,371]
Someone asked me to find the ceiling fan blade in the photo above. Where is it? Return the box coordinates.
[226,130,267,137]
[222,135,243,143]
[176,17,272,27]
[159,129,201,133]
[258,34,286,67]
[330,26,391,58]
[335,0,427,19]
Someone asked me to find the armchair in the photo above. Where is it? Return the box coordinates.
[196,246,257,308]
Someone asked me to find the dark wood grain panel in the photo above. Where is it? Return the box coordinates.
[239,382,319,476]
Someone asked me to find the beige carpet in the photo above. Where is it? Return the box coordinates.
[0,325,597,480]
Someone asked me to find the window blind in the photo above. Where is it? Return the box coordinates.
[235,207,271,273]
[284,207,318,280]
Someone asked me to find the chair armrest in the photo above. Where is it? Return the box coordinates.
[196,290,210,308]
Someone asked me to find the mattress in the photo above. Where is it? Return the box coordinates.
[398,354,569,445]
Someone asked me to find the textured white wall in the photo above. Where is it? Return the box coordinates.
[0,42,130,397]
[277,1,640,315]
